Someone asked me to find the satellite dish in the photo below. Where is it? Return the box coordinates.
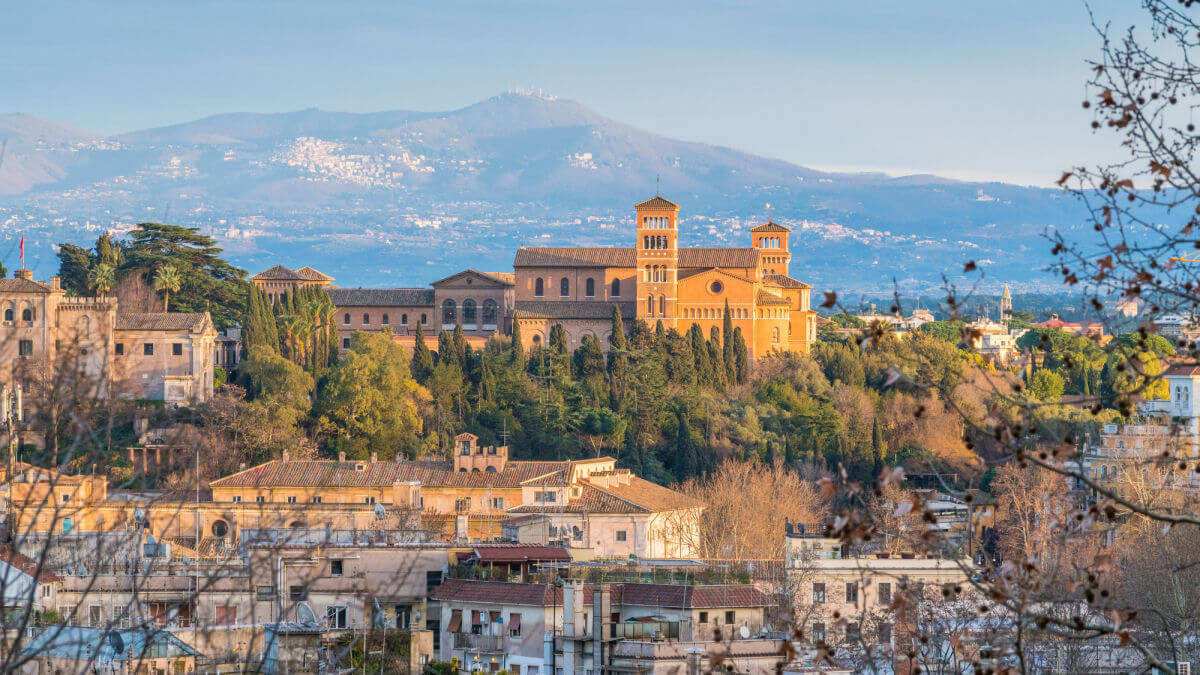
[739,626,750,640]
[107,631,125,655]
[296,602,317,625]
[374,502,386,520]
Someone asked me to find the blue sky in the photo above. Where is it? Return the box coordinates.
[2,1,1139,186]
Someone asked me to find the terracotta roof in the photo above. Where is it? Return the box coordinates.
[513,301,636,320]
[327,288,435,307]
[429,579,559,606]
[618,583,772,609]
[500,515,549,527]
[508,477,701,515]
[1165,363,1200,377]
[252,265,306,281]
[0,546,62,583]
[295,266,332,281]
[756,290,791,307]
[750,221,791,233]
[514,247,758,269]
[765,274,812,290]
[115,313,211,332]
[433,270,516,287]
[209,458,569,489]
[470,545,571,563]
[595,475,704,512]
[636,196,680,209]
[0,278,51,294]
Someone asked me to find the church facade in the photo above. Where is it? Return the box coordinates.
[511,196,816,357]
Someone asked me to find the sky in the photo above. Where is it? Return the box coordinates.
[1,0,1142,186]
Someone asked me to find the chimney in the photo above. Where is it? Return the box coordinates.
[281,450,289,463]
[338,451,346,463]
[14,269,32,280]
[370,452,378,463]
[49,277,61,291]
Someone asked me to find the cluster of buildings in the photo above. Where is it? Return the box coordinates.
[252,196,818,358]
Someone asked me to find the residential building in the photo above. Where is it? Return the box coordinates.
[512,196,816,357]
[1035,314,1109,343]
[0,545,60,621]
[248,264,333,302]
[14,626,197,674]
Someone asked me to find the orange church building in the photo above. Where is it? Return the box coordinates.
[512,196,816,357]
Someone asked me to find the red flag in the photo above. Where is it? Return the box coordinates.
[18,235,23,261]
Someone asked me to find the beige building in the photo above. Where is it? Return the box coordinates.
[248,264,333,303]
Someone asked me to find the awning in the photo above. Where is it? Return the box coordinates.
[490,610,502,622]
[447,609,462,633]
[509,613,522,631]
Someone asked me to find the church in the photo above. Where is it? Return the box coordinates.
[511,195,816,357]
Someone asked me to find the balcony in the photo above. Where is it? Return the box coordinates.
[453,632,506,653]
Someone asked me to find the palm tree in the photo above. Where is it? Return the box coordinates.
[86,264,116,296]
[152,265,182,312]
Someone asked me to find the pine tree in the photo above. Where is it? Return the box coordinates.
[722,300,737,384]
[732,326,750,385]
[411,322,435,383]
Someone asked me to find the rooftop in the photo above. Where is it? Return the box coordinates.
[514,247,760,269]
[114,312,212,332]
[750,221,792,233]
[635,195,680,209]
[327,287,435,307]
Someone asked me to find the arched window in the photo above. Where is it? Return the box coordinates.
[343,313,350,325]
[382,314,389,325]
[644,236,650,249]
[560,278,570,297]
[482,299,498,326]
[211,520,229,538]
[401,314,408,325]
[442,299,457,325]
[3,307,11,322]
[532,334,542,345]
[78,315,90,336]
[772,327,781,343]
[420,313,427,325]
[462,299,477,325]
[659,295,666,315]
[647,296,654,315]
[21,307,33,322]
[612,278,621,297]
[485,465,497,473]
[585,278,595,297]
[535,278,544,297]
[363,313,370,325]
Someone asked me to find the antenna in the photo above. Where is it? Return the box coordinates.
[656,174,661,196]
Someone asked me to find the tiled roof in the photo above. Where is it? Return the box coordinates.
[115,313,211,332]
[209,458,569,489]
[470,545,571,563]
[488,272,516,284]
[750,221,791,233]
[252,265,306,281]
[513,301,636,321]
[636,196,680,209]
[0,278,51,294]
[619,583,772,609]
[508,477,701,515]
[596,475,704,512]
[514,247,758,269]
[756,290,791,306]
[765,274,812,290]
[1165,363,1200,377]
[0,546,62,582]
[429,579,558,606]
[295,266,333,281]
[327,288,435,307]
[500,515,548,526]
[433,270,516,287]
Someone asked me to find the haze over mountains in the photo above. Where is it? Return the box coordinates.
[0,93,1085,293]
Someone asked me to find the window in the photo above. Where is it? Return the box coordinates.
[364,496,376,505]
[878,622,892,645]
[658,295,666,315]
[878,582,891,605]
[535,491,557,503]
[172,343,182,356]
[62,518,72,533]
[421,313,427,325]
[342,337,350,349]
[699,611,709,623]
[572,526,583,541]
[115,343,124,356]
[724,610,735,624]
[611,278,620,297]
[463,299,477,325]
[256,586,275,601]
[382,314,389,325]
[2,308,10,322]
[211,520,228,537]
[232,495,241,503]
[560,278,570,297]
[812,583,825,603]
[89,605,102,626]
[616,530,627,542]
[845,582,858,604]
[585,278,595,297]
[215,605,236,626]
[312,496,323,504]
[492,497,504,509]
[327,605,348,629]
[18,340,32,357]
[330,559,343,576]
[812,622,826,642]
[255,495,266,503]
[401,314,407,325]
[21,308,32,322]
[482,299,498,327]
[510,612,522,637]
[60,493,70,504]
[442,299,457,325]
[289,586,307,601]
[647,296,653,315]
[363,313,371,325]
[287,496,297,504]
[343,313,350,325]
[709,280,724,294]
[143,343,154,356]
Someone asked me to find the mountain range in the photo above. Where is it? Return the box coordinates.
[0,93,1088,293]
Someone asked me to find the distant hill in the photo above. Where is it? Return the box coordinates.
[0,93,1085,292]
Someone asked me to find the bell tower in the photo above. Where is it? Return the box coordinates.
[751,221,792,277]
[635,196,680,325]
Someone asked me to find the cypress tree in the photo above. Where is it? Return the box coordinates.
[438,330,457,368]
[732,326,750,385]
[411,322,434,382]
[688,324,712,383]
[722,301,737,384]
[550,324,568,356]
[673,410,699,479]
[707,327,727,388]
[453,323,468,368]
[510,318,525,367]
[607,306,630,403]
